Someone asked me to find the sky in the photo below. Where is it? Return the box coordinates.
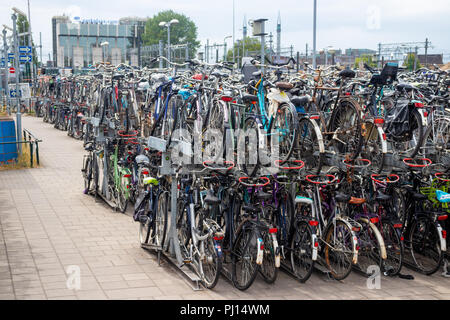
[1,0,449,63]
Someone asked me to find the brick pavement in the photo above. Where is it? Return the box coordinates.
[0,115,448,300]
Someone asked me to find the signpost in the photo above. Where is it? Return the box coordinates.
[19,55,32,63]
[19,46,32,54]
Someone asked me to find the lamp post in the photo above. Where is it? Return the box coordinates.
[159,19,179,64]
[223,35,231,62]
[312,0,317,69]
[2,28,9,112]
[12,12,22,154]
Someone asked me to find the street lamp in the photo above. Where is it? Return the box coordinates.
[12,7,27,17]
[159,19,179,63]
[223,35,231,62]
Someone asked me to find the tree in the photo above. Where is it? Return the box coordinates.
[403,53,422,71]
[142,10,200,59]
[226,37,269,62]
[16,14,38,81]
[354,54,377,69]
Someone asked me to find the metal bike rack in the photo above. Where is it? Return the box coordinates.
[145,135,203,291]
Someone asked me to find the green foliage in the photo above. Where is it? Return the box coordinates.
[226,37,266,61]
[142,10,200,58]
[354,54,377,69]
[403,53,422,71]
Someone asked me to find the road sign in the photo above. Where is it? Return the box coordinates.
[0,59,4,68]
[19,55,32,63]
[9,67,15,74]
[9,89,18,98]
[19,46,32,54]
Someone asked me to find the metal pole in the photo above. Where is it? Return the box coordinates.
[260,34,265,73]
[12,13,22,154]
[425,38,429,67]
[296,51,299,72]
[3,30,9,113]
[232,0,235,64]
[312,0,317,69]
[206,39,209,63]
[27,0,34,87]
[159,40,163,68]
[167,24,171,63]
[277,12,281,63]
[378,43,382,68]
[413,46,418,72]
[39,32,42,67]
[185,43,189,61]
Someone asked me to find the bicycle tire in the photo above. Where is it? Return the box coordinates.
[324,220,354,280]
[290,220,314,283]
[409,217,443,275]
[232,226,259,290]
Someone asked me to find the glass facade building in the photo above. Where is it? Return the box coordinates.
[52,16,144,68]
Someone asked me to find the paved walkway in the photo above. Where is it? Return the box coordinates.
[0,115,449,300]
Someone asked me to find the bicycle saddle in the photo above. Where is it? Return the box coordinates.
[396,83,415,92]
[204,190,221,205]
[256,190,272,200]
[291,96,309,107]
[375,191,391,202]
[242,204,259,213]
[275,82,294,90]
[242,94,258,103]
[339,69,356,79]
[436,190,450,203]
[252,70,262,77]
[411,192,428,201]
[112,74,125,81]
[348,197,366,205]
[335,193,351,203]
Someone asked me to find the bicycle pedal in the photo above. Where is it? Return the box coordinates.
[182,259,192,264]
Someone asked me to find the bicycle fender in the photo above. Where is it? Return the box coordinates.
[256,237,264,265]
[436,222,447,252]
[377,126,388,154]
[357,217,387,260]
[311,233,318,261]
[309,118,325,153]
[271,233,281,268]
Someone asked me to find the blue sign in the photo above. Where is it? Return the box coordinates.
[9,89,19,98]
[0,58,5,67]
[19,55,32,63]
[19,46,32,54]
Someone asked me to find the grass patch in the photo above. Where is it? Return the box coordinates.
[0,142,41,171]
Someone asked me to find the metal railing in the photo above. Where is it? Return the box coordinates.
[0,128,42,167]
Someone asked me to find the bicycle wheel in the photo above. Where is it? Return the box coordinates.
[360,121,385,173]
[422,117,450,163]
[237,117,259,177]
[176,201,191,258]
[154,191,168,248]
[201,234,222,289]
[139,208,152,246]
[324,220,354,280]
[328,99,363,159]
[259,229,278,284]
[82,156,92,194]
[409,217,443,275]
[295,118,323,174]
[117,186,128,213]
[389,109,423,158]
[381,220,403,276]
[232,226,259,290]
[271,103,298,163]
[290,221,314,283]
[354,219,383,276]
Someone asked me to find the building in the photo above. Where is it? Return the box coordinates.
[417,54,443,66]
[52,15,146,68]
